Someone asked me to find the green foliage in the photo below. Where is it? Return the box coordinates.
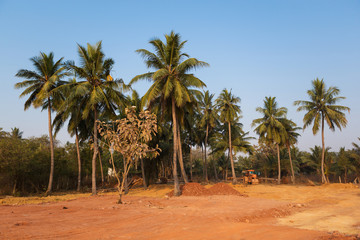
[294,78,350,134]
[252,96,288,145]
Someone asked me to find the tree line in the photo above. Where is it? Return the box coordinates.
[3,31,356,196]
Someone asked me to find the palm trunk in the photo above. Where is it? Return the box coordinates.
[98,150,104,186]
[204,124,209,182]
[91,109,98,195]
[189,147,193,181]
[201,145,204,178]
[123,157,129,194]
[225,151,229,181]
[228,121,237,184]
[177,123,188,183]
[321,116,327,184]
[172,97,181,196]
[213,157,219,181]
[46,99,55,195]
[140,157,147,189]
[344,167,347,183]
[276,143,281,184]
[287,144,295,184]
[75,129,81,192]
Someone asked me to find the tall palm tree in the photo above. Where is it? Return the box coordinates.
[64,42,127,195]
[294,78,350,183]
[130,31,208,195]
[15,52,67,194]
[252,96,287,184]
[199,90,218,182]
[216,89,241,184]
[53,77,91,192]
[283,119,301,184]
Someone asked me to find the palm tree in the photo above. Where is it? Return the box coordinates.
[15,52,67,194]
[252,96,287,184]
[130,31,208,195]
[216,89,242,184]
[283,119,301,184]
[53,77,91,192]
[10,127,23,139]
[211,121,254,163]
[198,90,218,182]
[0,128,7,138]
[64,42,127,195]
[294,78,350,183]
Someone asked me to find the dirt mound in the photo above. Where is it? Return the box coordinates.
[168,182,247,197]
[167,183,209,197]
[208,183,248,197]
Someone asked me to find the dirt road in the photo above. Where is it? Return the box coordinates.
[0,183,359,240]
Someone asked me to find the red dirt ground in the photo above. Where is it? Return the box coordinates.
[1,184,359,240]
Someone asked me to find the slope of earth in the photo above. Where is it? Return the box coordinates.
[233,183,360,236]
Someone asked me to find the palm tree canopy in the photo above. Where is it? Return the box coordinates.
[10,127,23,139]
[15,52,68,110]
[199,90,218,130]
[130,31,209,108]
[294,78,350,134]
[63,41,127,120]
[216,89,241,124]
[211,120,254,155]
[252,96,287,145]
[283,119,301,146]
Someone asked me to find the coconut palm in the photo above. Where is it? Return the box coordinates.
[211,121,254,159]
[216,89,242,184]
[10,127,23,139]
[130,31,208,195]
[294,78,350,183]
[15,52,67,194]
[198,90,218,182]
[252,96,287,184]
[0,128,7,138]
[64,42,127,195]
[283,119,301,184]
[53,77,92,192]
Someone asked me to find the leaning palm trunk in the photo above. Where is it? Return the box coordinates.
[91,109,98,195]
[46,98,55,195]
[75,129,81,192]
[287,144,295,184]
[321,117,327,184]
[177,123,188,183]
[276,143,281,184]
[228,121,237,184]
[204,124,209,182]
[172,98,181,196]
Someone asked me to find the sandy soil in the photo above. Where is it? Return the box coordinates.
[0,183,359,240]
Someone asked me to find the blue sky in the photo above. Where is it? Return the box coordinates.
[0,0,359,151]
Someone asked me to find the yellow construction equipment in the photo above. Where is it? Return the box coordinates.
[242,170,259,184]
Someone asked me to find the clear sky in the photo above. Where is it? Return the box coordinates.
[0,0,359,152]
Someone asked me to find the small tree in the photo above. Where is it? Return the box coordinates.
[98,107,159,204]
